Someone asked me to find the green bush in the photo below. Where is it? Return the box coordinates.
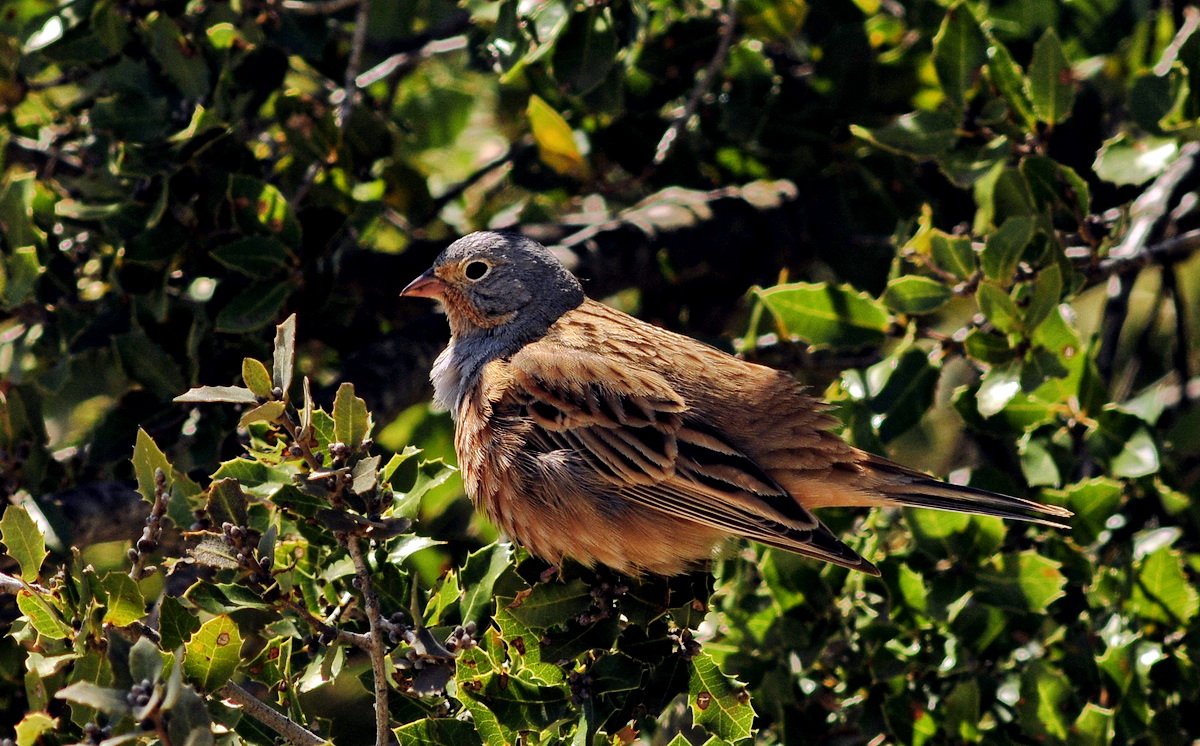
[1,0,1199,743]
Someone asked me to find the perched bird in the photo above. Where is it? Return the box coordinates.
[402,231,1071,576]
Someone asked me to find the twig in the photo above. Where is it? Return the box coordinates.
[281,0,360,15]
[355,11,473,88]
[1160,261,1192,409]
[219,681,326,746]
[336,0,372,129]
[651,0,739,167]
[343,534,390,746]
[0,572,50,595]
[1085,229,1200,283]
[423,144,524,224]
[129,468,169,582]
[279,596,372,650]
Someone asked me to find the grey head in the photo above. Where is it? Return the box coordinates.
[401,231,586,411]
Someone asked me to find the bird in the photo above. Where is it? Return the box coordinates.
[401,231,1071,576]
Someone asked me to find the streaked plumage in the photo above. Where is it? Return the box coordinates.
[402,231,1070,576]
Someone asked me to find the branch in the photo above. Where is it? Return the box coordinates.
[343,534,390,746]
[355,11,473,88]
[219,681,326,746]
[1160,261,1193,409]
[129,468,169,582]
[281,0,360,15]
[1083,229,1200,283]
[0,572,50,595]
[336,0,372,129]
[651,0,739,167]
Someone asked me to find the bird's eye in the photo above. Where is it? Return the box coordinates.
[464,261,490,281]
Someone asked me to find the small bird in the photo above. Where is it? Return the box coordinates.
[402,231,1071,576]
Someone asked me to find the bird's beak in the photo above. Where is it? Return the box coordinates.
[401,270,447,299]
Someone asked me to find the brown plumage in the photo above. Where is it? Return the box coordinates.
[402,231,1071,576]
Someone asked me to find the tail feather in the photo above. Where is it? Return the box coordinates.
[866,457,1073,528]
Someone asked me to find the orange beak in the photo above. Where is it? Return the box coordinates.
[401,270,447,299]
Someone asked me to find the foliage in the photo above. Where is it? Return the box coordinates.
[1,0,1199,744]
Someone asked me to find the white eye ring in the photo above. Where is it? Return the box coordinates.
[464,260,491,281]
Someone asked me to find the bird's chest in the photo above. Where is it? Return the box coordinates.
[453,376,530,538]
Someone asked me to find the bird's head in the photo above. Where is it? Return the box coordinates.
[402,231,585,340]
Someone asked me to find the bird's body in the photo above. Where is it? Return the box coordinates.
[403,232,1070,576]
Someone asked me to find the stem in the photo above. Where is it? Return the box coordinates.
[343,534,390,746]
[336,0,372,129]
[219,681,326,746]
[281,0,361,15]
[1160,261,1193,409]
[651,0,739,168]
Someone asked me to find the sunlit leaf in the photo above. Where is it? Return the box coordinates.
[184,615,242,691]
[756,282,890,349]
[1,504,46,582]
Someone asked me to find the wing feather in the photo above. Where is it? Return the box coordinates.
[508,346,878,574]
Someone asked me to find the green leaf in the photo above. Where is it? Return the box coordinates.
[851,110,960,158]
[986,41,1036,130]
[1129,547,1199,625]
[215,281,290,333]
[333,382,371,448]
[964,329,1016,364]
[183,614,242,691]
[132,428,172,506]
[932,2,988,108]
[205,478,249,529]
[881,276,952,315]
[227,176,301,245]
[551,7,618,96]
[975,281,1022,335]
[977,360,1022,417]
[242,358,273,398]
[460,543,515,626]
[1086,409,1160,478]
[688,652,755,742]
[113,331,187,401]
[394,719,484,746]
[981,216,1035,282]
[1024,264,1063,332]
[210,236,290,279]
[273,314,296,396]
[143,12,210,99]
[16,591,71,640]
[54,681,131,717]
[174,386,260,404]
[1029,28,1074,124]
[14,712,58,746]
[1,504,46,582]
[238,400,285,428]
[1093,135,1179,186]
[1018,661,1071,741]
[159,595,202,651]
[2,247,44,309]
[1069,703,1116,746]
[504,579,594,630]
[756,282,891,349]
[976,550,1066,612]
[868,348,939,442]
[100,571,146,627]
[929,232,975,279]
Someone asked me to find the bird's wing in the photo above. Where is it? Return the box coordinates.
[508,346,877,574]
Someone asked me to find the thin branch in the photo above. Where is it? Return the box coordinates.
[336,0,372,129]
[422,143,524,225]
[129,468,169,583]
[343,534,390,746]
[1085,229,1200,284]
[0,572,50,595]
[219,681,326,746]
[355,11,473,88]
[1161,261,1192,409]
[651,0,739,167]
[281,0,361,15]
[279,596,371,650]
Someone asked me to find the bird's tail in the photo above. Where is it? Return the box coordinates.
[865,455,1072,528]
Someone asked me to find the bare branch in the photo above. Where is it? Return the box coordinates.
[129,468,169,582]
[219,681,326,746]
[343,534,390,746]
[336,0,372,129]
[281,0,360,16]
[652,0,739,167]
